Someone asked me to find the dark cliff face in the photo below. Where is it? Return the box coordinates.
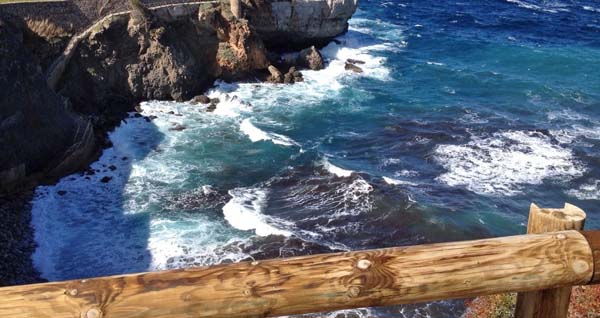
[0,19,96,191]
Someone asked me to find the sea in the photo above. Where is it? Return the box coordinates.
[29,0,600,317]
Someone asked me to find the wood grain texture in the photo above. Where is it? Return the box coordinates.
[0,230,595,318]
[515,203,587,318]
[581,230,600,284]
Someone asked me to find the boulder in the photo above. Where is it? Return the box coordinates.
[191,95,211,104]
[297,46,324,70]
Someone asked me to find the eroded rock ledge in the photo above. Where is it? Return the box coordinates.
[0,0,357,191]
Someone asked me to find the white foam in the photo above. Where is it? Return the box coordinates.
[147,215,250,270]
[206,90,253,117]
[240,119,298,147]
[566,180,600,200]
[547,109,589,122]
[323,159,354,177]
[426,61,445,66]
[583,5,600,13]
[222,188,292,237]
[435,130,585,196]
[506,0,570,13]
[383,176,417,186]
[551,124,600,145]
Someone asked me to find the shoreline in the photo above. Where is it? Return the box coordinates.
[0,189,44,287]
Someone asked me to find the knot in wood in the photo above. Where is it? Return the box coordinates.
[243,288,254,297]
[68,289,78,296]
[251,261,260,266]
[357,259,372,270]
[85,308,101,318]
[347,286,361,298]
[181,293,192,301]
[571,259,589,274]
[556,233,566,240]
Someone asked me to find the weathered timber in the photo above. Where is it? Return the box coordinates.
[0,230,596,318]
[581,230,600,284]
[515,203,587,318]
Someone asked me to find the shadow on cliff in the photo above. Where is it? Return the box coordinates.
[32,114,164,281]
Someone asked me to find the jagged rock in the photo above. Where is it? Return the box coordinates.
[345,62,363,73]
[282,66,303,84]
[268,65,283,83]
[297,46,324,70]
[129,0,154,26]
[215,18,269,80]
[191,95,211,104]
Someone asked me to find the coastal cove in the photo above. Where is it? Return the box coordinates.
[2,0,600,317]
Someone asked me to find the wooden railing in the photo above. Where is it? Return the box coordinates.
[0,203,598,318]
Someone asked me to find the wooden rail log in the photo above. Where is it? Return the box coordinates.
[0,230,597,318]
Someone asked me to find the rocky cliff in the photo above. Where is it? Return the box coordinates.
[245,0,358,49]
[0,0,358,192]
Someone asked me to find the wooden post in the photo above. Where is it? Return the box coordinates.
[515,203,587,318]
[230,0,241,19]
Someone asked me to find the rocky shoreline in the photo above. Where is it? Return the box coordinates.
[0,0,357,286]
[0,190,44,286]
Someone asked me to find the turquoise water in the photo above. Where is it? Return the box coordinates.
[31,1,600,316]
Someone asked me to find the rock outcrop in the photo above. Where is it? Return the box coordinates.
[245,0,358,49]
[57,1,269,118]
[0,18,96,191]
[0,0,357,191]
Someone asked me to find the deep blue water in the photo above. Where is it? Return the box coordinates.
[30,1,600,317]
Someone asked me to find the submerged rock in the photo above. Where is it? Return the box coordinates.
[100,176,112,183]
[169,124,187,131]
[345,62,363,73]
[206,103,217,112]
[347,58,365,65]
